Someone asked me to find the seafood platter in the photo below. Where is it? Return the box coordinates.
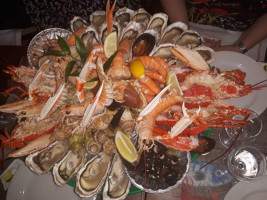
[0,0,258,199]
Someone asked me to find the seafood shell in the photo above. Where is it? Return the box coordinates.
[81,25,100,52]
[132,29,159,57]
[130,8,151,31]
[124,141,190,193]
[159,22,188,45]
[25,140,69,175]
[70,16,90,32]
[194,45,215,64]
[147,13,168,39]
[98,21,121,44]
[115,7,134,30]
[53,150,87,186]
[90,10,106,31]
[103,154,131,200]
[119,21,142,42]
[176,30,203,49]
[75,152,112,198]
[149,43,175,62]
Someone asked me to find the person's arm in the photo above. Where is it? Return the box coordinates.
[160,0,188,25]
[209,13,267,53]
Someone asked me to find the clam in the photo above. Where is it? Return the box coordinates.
[25,140,69,175]
[53,150,87,186]
[176,30,203,49]
[70,16,90,32]
[159,22,188,45]
[103,154,131,200]
[75,152,112,198]
[81,25,100,52]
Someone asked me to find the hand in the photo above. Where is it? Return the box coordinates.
[203,38,242,53]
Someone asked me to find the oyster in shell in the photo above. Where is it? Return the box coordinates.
[176,30,203,49]
[194,45,215,64]
[159,22,188,45]
[103,154,131,200]
[81,25,100,52]
[147,13,168,39]
[70,16,90,32]
[75,152,112,198]
[149,43,175,62]
[25,140,69,175]
[119,21,142,41]
[53,150,87,186]
[115,7,134,30]
[90,10,106,31]
[131,8,151,31]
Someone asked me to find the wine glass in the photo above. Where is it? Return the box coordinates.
[219,110,262,148]
[227,146,267,182]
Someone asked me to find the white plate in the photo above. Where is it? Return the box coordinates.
[6,163,94,200]
[212,51,267,115]
[224,176,267,200]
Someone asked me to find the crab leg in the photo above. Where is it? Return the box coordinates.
[106,0,117,33]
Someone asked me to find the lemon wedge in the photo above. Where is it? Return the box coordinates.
[104,31,118,58]
[115,130,138,163]
[166,70,183,95]
[84,80,99,90]
[2,169,13,182]
[130,59,145,78]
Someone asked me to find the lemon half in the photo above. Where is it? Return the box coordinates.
[130,59,145,78]
[84,80,99,90]
[115,130,138,163]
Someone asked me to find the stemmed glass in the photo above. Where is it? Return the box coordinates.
[219,110,262,148]
[227,146,267,182]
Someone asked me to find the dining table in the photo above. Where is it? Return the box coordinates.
[0,44,266,200]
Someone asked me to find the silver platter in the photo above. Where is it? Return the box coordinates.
[27,28,72,69]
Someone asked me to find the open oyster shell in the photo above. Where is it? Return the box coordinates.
[75,152,112,198]
[25,140,69,175]
[103,153,131,200]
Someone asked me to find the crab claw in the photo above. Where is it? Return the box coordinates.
[170,45,209,71]
[169,102,200,138]
[106,0,117,33]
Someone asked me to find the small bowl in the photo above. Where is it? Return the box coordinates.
[124,140,190,193]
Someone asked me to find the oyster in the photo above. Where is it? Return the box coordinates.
[194,45,215,64]
[81,25,100,52]
[149,43,175,62]
[90,10,106,31]
[176,30,203,49]
[53,150,87,186]
[119,21,142,41]
[103,154,131,200]
[70,16,90,32]
[131,8,151,31]
[159,22,188,45]
[98,22,120,44]
[75,152,112,198]
[25,140,69,175]
[115,7,134,30]
[147,13,168,38]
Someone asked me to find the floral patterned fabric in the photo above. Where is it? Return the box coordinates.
[23,0,147,31]
[186,0,267,31]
